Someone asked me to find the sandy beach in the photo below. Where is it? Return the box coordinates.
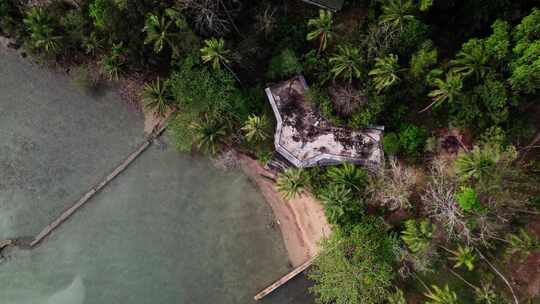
[238,155,331,267]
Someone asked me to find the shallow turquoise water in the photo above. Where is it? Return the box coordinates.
[1,144,311,303]
[0,47,313,303]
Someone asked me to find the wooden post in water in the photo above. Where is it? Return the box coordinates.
[254,255,317,301]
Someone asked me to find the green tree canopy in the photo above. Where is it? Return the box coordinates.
[309,217,398,304]
[509,8,540,94]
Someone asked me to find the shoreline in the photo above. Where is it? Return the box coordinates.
[237,154,331,268]
[0,40,330,270]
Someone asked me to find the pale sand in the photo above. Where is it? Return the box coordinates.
[238,155,332,267]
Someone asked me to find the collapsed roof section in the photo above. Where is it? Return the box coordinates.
[265,75,384,170]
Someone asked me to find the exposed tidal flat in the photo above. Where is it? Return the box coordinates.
[0,47,312,303]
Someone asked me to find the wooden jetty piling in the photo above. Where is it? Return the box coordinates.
[254,255,317,301]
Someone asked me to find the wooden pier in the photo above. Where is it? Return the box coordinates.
[30,124,168,248]
[254,255,317,301]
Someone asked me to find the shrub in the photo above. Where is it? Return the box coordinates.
[266,48,303,80]
[397,18,430,56]
[506,229,540,261]
[409,40,437,79]
[89,0,115,29]
[348,94,385,129]
[100,42,127,80]
[309,217,398,304]
[398,124,428,157]
[169,111,197,152]
[169,56,236,117]
[61,9,86,48]
[455,187,482,212]
[382,132,400,156]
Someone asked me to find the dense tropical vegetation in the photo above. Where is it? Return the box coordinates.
[2,0,540,302]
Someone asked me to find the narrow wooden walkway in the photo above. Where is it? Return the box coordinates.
[30,124,167,248]
[254,255,316,300]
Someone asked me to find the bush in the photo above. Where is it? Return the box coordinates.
[89,0,115,29]
[409,40,437,79]
[398,124,428,157]
[266,48,303,80]
[382,132,400,156]
[169,56,236,117]
[168,111,198,152]
[348,94,385,129]
[455,186,483,212]
[397,18,430,57]
[309,217,398,304]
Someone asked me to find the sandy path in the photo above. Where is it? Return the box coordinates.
[238,155,331,267]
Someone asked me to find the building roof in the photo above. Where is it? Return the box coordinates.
[265,75,384,170]
[301,0,344,11]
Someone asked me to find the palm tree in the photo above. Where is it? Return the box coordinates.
[506,229,540,261]
[306,9,334,53]
[329,45,363,82]
[326,163,368,192]
[143,13,174,54]
[454,144,499,183]
[319,184,358,225]
[401,219,433,253]
[143,9,187,54]
[191,116,227,155]
[142,78,174,117]
[424,285,459,304]
[100,42,126,80]
[450,39,489,81]
[201,37,231,69]
[379,0,415,31]
[450,246,476,271]
[421,72,463,112]
[200,37,241,83]
[369,54,401,93]
[82,32,103,56]
[276,169,308,200]
[242,115,269,143]
[23,7,62,55]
